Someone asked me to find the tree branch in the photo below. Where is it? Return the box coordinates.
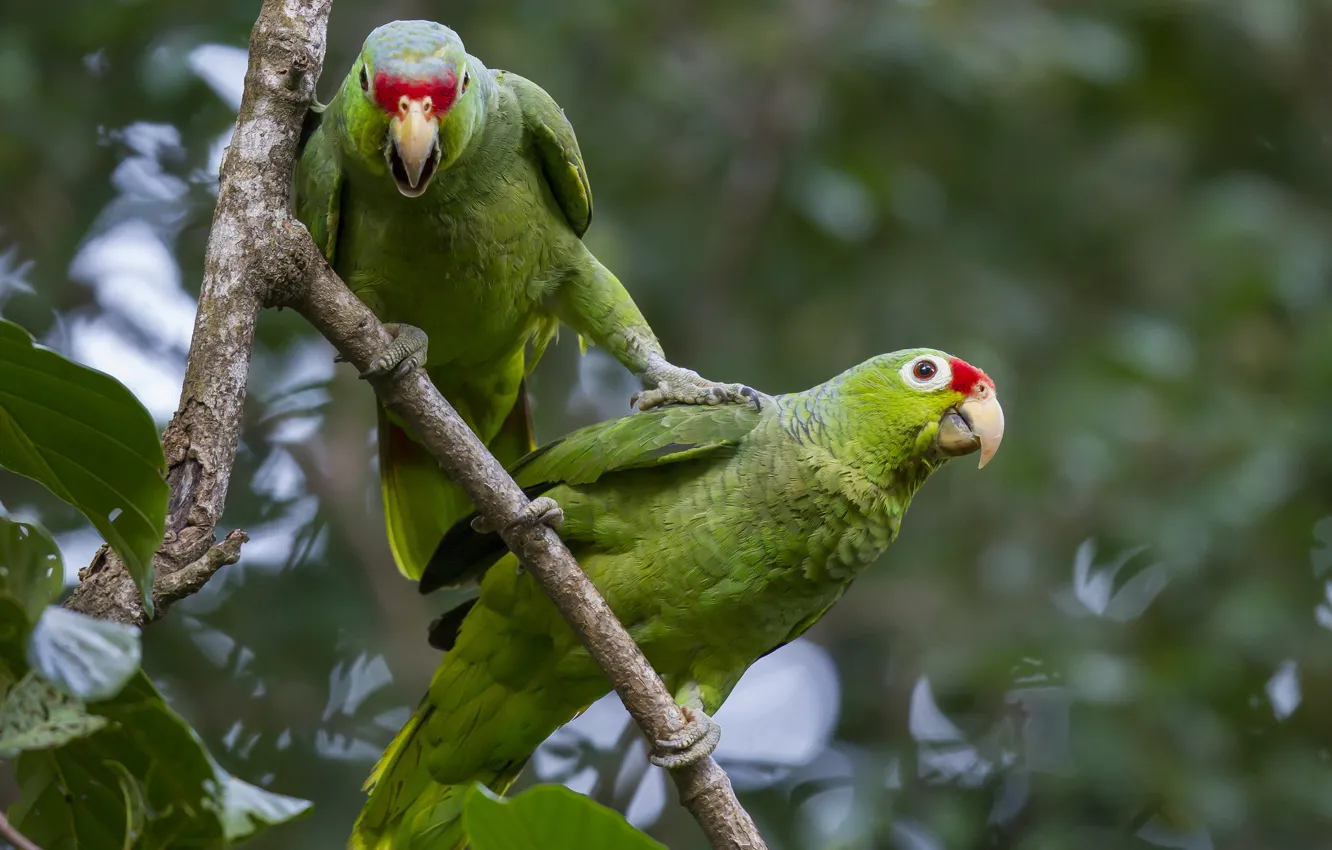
[63,0,768,846]
[0,810,42,850]
[63,0,333,626]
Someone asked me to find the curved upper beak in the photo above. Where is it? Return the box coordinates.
[960,388,1004,468]
[389,99,440,195]
[935,385,1005,468]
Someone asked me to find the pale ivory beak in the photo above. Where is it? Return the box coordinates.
[958,385,1005,469]
[389,98,440,191]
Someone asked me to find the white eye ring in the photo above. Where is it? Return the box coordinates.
[900,355,951,391]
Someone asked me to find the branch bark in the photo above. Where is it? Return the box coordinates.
[0,810,42,850]
[65,0,768,846]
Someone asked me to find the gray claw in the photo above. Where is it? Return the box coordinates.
[635,363,759,411]
[470,496,564,537]
[650,705,721,770]
[357,322,429,380]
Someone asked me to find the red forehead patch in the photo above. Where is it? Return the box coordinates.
[373,70,458,114]
[948,357,993,393]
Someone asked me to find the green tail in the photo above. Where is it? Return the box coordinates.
[352,579,608,850]
[379,380,536,581]
[349,693,527,850]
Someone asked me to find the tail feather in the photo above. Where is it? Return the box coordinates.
[485,378,538,471]
[378,381,536,582]
[352,593,603,850]
[379,407,470,581]
[350,694,529,850]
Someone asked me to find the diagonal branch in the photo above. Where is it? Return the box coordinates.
[0,810,42,850]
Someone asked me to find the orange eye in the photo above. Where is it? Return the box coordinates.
[913,360,937,381]
[462,72,470,93]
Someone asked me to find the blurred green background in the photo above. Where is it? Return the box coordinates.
[4,0,1332,848]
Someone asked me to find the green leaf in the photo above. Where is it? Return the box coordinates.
[0,592,31,682]
[214,767,314,841]
[106,759,149,845]
[0,318,168,615]
[10,747,123,850]
[10,671,311,849]
[0,516,65,621]
[0,672,108,758]
[463,783,666,850]
[26,606,141,702]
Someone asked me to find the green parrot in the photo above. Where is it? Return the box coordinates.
[348,348,1005,849]
[295,20,754,581]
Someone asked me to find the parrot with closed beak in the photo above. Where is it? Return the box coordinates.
[295,20,754,581]
[349,348,1005,849]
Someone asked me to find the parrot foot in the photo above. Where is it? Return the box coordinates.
[471,497,564,576]
[336,322,429,380]
[649,705,722,770]
[633,362,761,412]
[470,496,565,537]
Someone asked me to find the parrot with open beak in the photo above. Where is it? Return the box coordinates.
[295,20,756,581]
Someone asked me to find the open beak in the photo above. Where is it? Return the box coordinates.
[935,384,1005,468]
[387,98,440,197]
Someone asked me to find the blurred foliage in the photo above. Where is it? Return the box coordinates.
[0,319,167,612]
[0,341,310,847]
[0,519,63,623]
[3,0,1332,848]
[0,515,307,848]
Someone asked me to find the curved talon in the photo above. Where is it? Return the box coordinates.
[509,496,564,535]
[357,322,429,381]
[741,386,762,411]
[649,705,721,770]
[470,497,564,537]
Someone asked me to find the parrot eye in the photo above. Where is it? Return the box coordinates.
[359,65,369,92]
[901,355,951,391]
[462,71,470,94]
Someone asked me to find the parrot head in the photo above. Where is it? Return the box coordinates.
[340,21,485,197]
[850,349,1005,470]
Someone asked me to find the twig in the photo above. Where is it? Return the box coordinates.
[152,530,247,609]
[62,1,333,625]
[0,810,42,850]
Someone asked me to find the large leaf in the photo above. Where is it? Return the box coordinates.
[463,783,666,850]
[10,671,311,849]
[0,516,65,621]
[0,318,168,614]
[0,592,30,682]
[26,606,141,702]
[0,672,107,758]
